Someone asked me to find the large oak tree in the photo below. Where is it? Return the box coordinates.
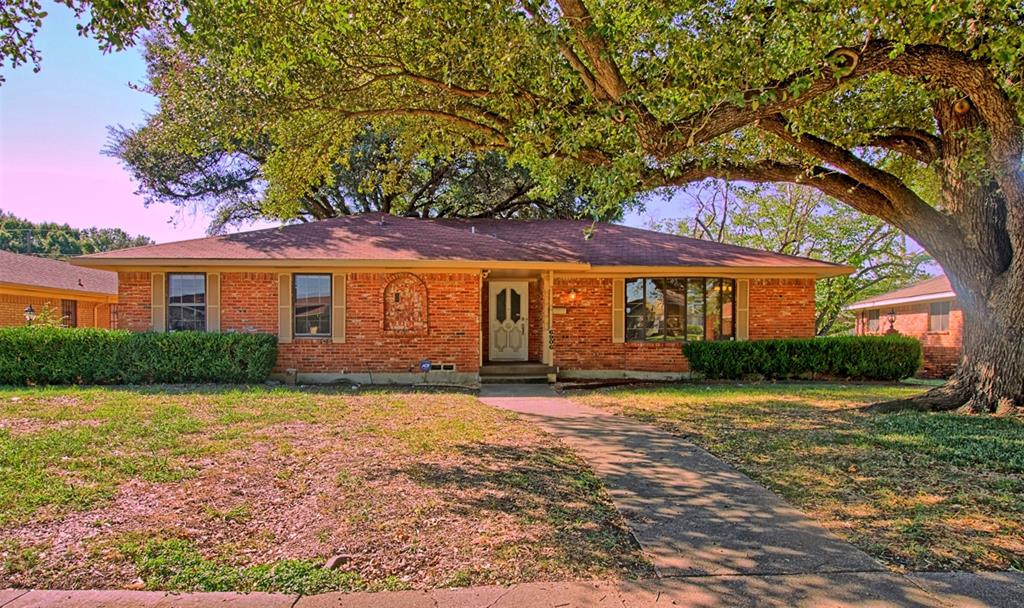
[6,1,1023,412]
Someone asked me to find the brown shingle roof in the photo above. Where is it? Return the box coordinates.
[75,212,848,274]
[847,275,954,310]
[0,250,117,296]
[438,218,846,269]
[77,213,575,264]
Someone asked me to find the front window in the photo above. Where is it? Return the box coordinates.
[867,309,880,332]
[626,277,735,342]
[294,274,332,337]
[167,273,206,331]
[61,299,77,327]
[929,301,950,332]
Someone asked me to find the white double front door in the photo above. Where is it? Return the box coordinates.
[488,281,529,361]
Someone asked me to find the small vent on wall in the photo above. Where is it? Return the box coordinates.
[429,363,456,371]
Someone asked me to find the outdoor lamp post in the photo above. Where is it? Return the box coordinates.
[24,305,36,326]
[886,308,898,334]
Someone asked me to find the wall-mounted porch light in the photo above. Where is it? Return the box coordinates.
[24,305,36,326]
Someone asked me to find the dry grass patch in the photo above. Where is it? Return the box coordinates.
[571,382,1024,572]
[1,386,649,592]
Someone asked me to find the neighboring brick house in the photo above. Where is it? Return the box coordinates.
[0,250,117,328]
[848,275,961,378]
[74,213,848,384]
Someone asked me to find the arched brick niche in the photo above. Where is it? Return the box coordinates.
[383,273,429,335]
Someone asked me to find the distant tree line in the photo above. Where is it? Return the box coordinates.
[0,209,154,258]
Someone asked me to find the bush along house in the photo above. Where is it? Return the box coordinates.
[847,274,961,379]
[72,213,850,384]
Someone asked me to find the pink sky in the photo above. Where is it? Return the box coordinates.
[0,5,214,243]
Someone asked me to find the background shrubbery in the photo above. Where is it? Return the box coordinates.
[683,335,922,381]
[0,327,277,385]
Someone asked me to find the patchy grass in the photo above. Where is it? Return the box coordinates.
[571,382,1024,572]
[0,386,649,591]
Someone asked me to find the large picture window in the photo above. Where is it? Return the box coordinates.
[625,278,735,342]
[294,274,332,337]
[167,273,206,331]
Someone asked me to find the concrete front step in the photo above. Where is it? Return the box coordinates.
[480,362,556,383]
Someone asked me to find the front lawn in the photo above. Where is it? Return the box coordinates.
[0,386,649,592]
[571,382,1024,572]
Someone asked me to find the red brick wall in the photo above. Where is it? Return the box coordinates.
[0,293,111,328]
[275,272,481,374]
[856,299,962,378]
[551,278,689,372]
[221,272,277,333]
[748,278,817,339]
[551,277,817,373]
[116,272,153,331]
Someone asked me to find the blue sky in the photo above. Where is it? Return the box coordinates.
[0,4,674,244]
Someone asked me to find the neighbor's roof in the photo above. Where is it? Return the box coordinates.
[73,212,850,275]
[847,275,955,310]
[0,250,118,296]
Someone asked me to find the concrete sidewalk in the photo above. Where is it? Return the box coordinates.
[3,572,1022,607]
[479,384,881,577]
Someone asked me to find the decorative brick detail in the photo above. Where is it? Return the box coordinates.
[383,273,429,336]
[276,272,480,374]
[856,299,963,378]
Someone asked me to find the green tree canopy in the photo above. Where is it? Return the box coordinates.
[655,182,931,336]
[103,34,632,233]
[4,1,1024,412]
[0,209,154,258]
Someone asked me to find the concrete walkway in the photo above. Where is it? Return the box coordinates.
[3,573,1023,607]
[479,384,881,577]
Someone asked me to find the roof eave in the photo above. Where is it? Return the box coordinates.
[846,291,957,311]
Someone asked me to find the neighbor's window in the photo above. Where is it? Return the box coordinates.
[294,274,332,337]
[625,277,734,342]
[867,309,880,332]
[167,273,206,331]
[60,299,77,327]
[929,301,950,332]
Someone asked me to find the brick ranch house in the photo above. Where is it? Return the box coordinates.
[73,213,850,384]
[848,274,961,379]
[0,250,116,328]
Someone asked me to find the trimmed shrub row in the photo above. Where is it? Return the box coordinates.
[683,335,923,381]
[0,327,277,385]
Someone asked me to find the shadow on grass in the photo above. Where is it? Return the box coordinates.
[399,442,653,580]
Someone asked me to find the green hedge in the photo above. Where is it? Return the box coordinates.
[0,327,277,385]
[682,335,923,381]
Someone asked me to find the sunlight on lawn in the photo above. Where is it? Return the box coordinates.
[572,382,1024,571]
[0,386,649,591]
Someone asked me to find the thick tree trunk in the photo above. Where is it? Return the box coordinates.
[870,277,1024,415]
